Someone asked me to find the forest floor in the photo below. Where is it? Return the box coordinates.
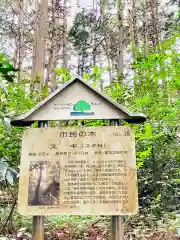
[0,203,179,240]
[42,224,180,240]
[1,216,180,240]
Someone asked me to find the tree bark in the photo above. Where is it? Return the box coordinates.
[129,0,138,87]
[63,0,68,68]
[100,0,112,83]
[116,0,124,84]
[12,0,24,80]
[99,61,103,91]
[13,37,18,69]
[46,0,58,90]
[143,0,148,54]
[130,0,138,52]
[80,8,86,77]
[17,0,24,81]
[92,0,96,69]
[32,0,48,90]
[149,0,159,48]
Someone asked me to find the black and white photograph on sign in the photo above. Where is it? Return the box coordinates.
[28,161,60,206]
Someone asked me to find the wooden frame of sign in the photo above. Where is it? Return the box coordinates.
[10,75,146,240]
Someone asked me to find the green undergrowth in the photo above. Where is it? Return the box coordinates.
[46,215,107,229]
[0,206,108,233]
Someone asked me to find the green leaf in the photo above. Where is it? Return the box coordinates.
[144,123,152,138]
[83,72,89,80]
[137,146,152,159]
[93,65,99,75]
[137,159,144,168]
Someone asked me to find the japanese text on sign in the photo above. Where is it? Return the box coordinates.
[18,126,138,216]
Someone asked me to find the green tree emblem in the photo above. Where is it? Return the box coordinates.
[73,100,91,112]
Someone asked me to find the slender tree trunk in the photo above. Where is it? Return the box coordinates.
[100,0,112,83]
[32,0,48,90]
[17,0,24,81]
[155,0,159,46]
[92,0,96,69]
[116,0,124,84]
[99,61,103,91]
[107,52,112,82]
[46,0,57,90]
[81,51,85,77]
[149,0,159,48]
[46,46,57,90]
[31,0,39,86]
[80,8,86,77]
[46,0,55,84]
[131,0,138,51]
[129,0,138,87]
[12,0,24,79]
[63,0,68,68]
[143,0,148,54]
[77,55,81,75]
[13,37,18,68]
[50,49,57,88]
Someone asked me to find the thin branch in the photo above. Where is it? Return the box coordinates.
[93,37,105,52]
[1,198,17,233]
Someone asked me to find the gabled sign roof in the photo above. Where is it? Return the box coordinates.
[10,75,146,126]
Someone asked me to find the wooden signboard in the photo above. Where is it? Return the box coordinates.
[18,126,138,216]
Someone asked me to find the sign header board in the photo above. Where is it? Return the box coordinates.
[11,76,146,126]
[18,126,138,216]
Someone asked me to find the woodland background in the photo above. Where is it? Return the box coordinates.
[0,0,179,239]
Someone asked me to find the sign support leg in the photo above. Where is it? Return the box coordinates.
[32,121,48,240]
[111,216,124,240]
[32,216,44,240]
[109,120,124,240]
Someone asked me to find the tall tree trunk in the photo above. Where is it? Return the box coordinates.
[31,0,39,86]
[12,0,24,80]
[92,0,96,70]
[77,55,81,75]
[46,45,57,91]
[129,0,138,87]
[149,0,159,48]
[116,0,124,84]
[46,0,57,90]
[80,8,86,77]
[50,48,57,89]
[100,0,112,83]
[143,0,148,54]
[63,0,68,68]
[32,0,48,90]
[17,0,24,81]
[130,0,138,52]
[13,37,18,69]
[81,51,85,77]
[99,60,103,91]
[107,51,112,83]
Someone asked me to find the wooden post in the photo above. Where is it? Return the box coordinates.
[32,121,48,240]
[111,216,124,240]
[32,216,44,240]
[109,119,124,240]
